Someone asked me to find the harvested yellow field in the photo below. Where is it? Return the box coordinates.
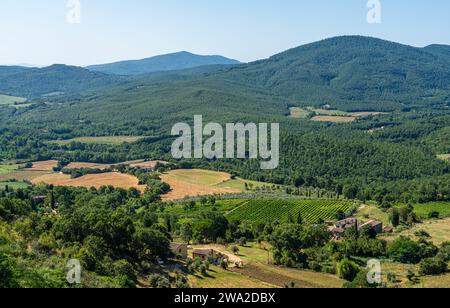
[311,116,356,123]
[438,154,450,162]
[65,162,111,170]
[24,160,58,171]
[0,171,52,182]
[160,169,240,201]
[31,172,146,192]
[129,160,169,170]
[352,112,385,117]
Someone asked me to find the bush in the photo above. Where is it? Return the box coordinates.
[437,242,450,262]
[418,258,448,276]
[337,258,359,281]
[0,253,18,288]
[428,211,440,219]
[231,246,240,255]
[148,274,170,288]
[308,261,322,273]
[344,270,380,288]
[238,237,247,246]
[200,265,208,276]
[414,230,431,239]
[388,237,423,264]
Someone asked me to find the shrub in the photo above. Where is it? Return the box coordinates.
[344,270,380,288]
[148,274,170,288]
[437,242,450,262]
[238,237,247,246]
[414,230,431,239]
[388,237,423,264]
[337,258,359,281]
[428,211,440,219]
[200,265,208,276]
[308,261,322,273]
[231,246,240,255]
[419,258,448,276]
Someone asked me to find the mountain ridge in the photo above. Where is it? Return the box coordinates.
[86,51,241,75]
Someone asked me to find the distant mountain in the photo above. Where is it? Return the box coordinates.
[0,66,32,78]
[86,51,241,75]
[0,64,123,98]
[215,36,450,111]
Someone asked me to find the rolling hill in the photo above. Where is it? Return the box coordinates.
[0,64,123,98]
[2,36,450,113]
[86,51,241,75]
[215,36,450,111]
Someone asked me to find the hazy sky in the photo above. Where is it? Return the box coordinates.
[1,0,450,66]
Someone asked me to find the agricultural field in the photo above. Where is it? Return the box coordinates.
[413,202,450,219]
[289,106,385,123]
[160,169,266,201]
[0,170,53,182]
[188,242,344,288]
[438,154,450,162]
[65,162,111,170]
[0,181,31,190]
[31,172,146,192]
[288,107,311,119]
[0,164,20,174]
[188,265,274,288]
[355,204,391,225]
[0,94,28,107]
[129,160,169,170]
[226,199,356,223]
[165,199,248,217]
[311,115,356,123]
[23,160,58,171]
[399,218,450,245]
[49,136,147,145]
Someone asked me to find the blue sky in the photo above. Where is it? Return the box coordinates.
[1,0,450,66]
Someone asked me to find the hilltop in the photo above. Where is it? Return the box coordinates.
[86,51,241,75]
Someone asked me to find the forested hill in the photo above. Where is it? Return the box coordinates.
[2,36,450,111]
[0,64,124,98]
[424,44,450,58]
[86,51,241,75]
[213,36,450,111]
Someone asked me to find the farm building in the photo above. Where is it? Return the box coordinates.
[192,248,227,262]
[360,220,383,234]
[192,249,215,261]
[170,243,188,259]
[330,218,384,240]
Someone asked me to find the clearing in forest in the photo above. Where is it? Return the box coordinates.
[50,136,147,145]
[311,116,356,123]
[438,154,450,162]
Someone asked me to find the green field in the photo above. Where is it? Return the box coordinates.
[50,136,147,145]
[0,181,31,190]
[288,107,310,118]
[0,94,27,105]
[0,164,20,175]
[165,199,247,217]
[226,199,356,223]
[413,202,450,219]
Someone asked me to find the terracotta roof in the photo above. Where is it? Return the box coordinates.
[192,249,213,256]
[170,243,186,250]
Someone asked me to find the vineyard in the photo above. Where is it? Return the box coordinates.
[226,199,357,223]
